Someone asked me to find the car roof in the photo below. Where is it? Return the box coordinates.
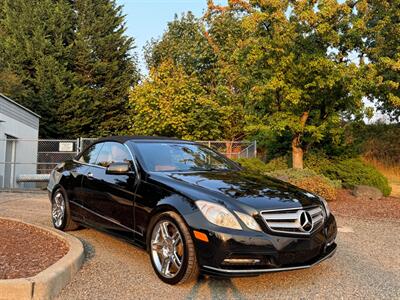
[96,135,192,144]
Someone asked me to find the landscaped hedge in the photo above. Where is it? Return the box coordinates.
[321,158,392,196]
[236,154,392,197]
[235,157,289,173]
[267,168,339,201]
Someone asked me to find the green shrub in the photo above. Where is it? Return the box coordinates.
[235,158,270,174]
[264,156,290,172]
[304,151,335,174]
[322,158,392,196]
[236,155,391,197]
[267,168,339,201]
[235,156,290,174]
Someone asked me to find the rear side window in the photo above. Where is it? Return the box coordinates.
[78,143,104,164]
[96,142,131,167]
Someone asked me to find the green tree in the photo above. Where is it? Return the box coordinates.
[128,60,222,140]
[0,0,74,137]
[350,0,400,120]
[211,0,365,169]
[143,11,248,145]
[145,12,215,86]
[59,0,140,137]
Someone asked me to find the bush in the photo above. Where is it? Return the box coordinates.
[304,151,335,174]
[267,169,339,201]
[264,156,290,172]
[236,155,391,197]
[322,158,392,196]
[235,158,270,174]
[236,156,290,173]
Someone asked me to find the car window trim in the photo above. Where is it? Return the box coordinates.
[75,141,104,164]
[73,142,140,179]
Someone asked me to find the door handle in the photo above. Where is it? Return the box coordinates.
[87,172,93,179]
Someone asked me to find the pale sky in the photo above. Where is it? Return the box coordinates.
[116,0,227,72]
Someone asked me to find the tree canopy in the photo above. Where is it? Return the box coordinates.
[128,60,222,140]
[0,0,139,137]
[0,0,398,169]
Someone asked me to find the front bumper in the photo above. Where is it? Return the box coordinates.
[191,214,337,277]
[201,242,336,276]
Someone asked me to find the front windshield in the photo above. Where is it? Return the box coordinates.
[133,142,240,172]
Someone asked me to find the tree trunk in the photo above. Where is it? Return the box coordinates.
[292,135,304,169]
[225,141,233,159]
[291,112,309,169]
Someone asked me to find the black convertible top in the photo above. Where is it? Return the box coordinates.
[96,135,190,143]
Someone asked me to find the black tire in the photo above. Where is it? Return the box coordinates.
[148,211,199,285]
[51,187,79,231]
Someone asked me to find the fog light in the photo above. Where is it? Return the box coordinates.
[326,239,335,247]
[222,258,261,265]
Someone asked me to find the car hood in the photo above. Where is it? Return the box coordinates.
[150,170,321,211]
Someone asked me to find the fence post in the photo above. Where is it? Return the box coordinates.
[254,140,257,158]
[76,138,81,154]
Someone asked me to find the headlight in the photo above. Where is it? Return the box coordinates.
[234,211,262,232]
[320,197,330,217]
[196,200,242,230]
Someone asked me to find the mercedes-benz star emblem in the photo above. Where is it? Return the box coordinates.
[299,211,313,232]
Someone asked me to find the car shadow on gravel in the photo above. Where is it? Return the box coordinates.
[72,232,96,262]
[186,275,245,300]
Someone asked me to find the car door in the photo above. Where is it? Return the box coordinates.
[71,142,104,206]
[81,141,137,238]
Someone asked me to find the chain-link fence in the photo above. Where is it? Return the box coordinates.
[197,141,257,159]
[0,139,79,189]
[0,138,256,189]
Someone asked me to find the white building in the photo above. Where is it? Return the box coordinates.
[0,93,40,188]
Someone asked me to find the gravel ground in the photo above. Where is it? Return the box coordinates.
[0,192,399,299]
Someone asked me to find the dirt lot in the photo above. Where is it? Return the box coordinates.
[0,192,399,300]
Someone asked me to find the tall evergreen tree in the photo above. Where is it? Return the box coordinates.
[61,0,140,137]
[0,0,74,137]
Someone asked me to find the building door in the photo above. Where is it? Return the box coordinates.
[4,135,17,188]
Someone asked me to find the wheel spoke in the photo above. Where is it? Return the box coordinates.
[161,257,171,276]
[171,252,181,268]
[160,222,170,239]
[52,193,65,227]
[173,235,181,246]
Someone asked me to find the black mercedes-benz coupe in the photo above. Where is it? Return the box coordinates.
[47,136,337,284]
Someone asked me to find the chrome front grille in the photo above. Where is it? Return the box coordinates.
[260,206,325,235]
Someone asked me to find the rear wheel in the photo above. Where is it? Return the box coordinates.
[51,188,79,231]
[148,211,199,285]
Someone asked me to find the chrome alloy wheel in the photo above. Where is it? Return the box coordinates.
[52,192,65,227]
[151,220,184,279]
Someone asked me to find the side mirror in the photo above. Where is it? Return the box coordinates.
[106,162,131,175]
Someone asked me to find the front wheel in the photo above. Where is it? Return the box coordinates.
[148,211,199,285]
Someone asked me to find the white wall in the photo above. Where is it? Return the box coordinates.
[0,111,39,188]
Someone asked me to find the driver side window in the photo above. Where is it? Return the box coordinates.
[96,142,131,167]
[78,143,104,165]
